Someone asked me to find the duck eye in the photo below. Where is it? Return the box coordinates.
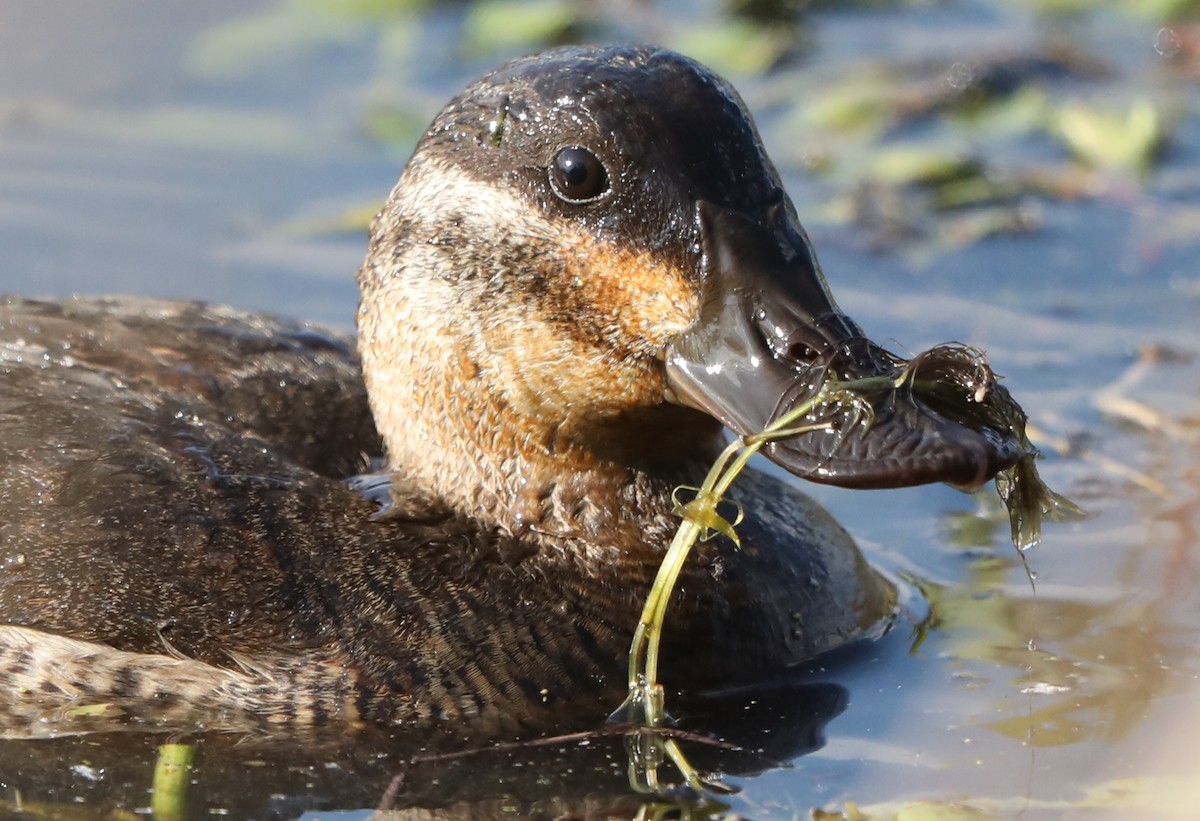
[549,146,609,203]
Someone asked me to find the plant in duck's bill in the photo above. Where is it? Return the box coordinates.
[614,343,1082,778]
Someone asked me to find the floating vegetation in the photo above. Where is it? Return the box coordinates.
[1057,100,1163,173]
[179,0,1189,259]
[618,344,1080,730]
[779,34,1188,257]
[670,19,796,76]
[462,0,580,57]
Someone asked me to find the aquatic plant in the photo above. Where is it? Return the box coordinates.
[618,343,1080,737]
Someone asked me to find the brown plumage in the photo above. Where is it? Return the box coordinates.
[0,46,929,738]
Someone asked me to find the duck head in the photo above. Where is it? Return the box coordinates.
[357,45,1021,534]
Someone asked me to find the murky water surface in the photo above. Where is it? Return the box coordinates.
[1,0,1198,818]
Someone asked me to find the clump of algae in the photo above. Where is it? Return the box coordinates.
[899,344,1083,550]
[615,343,1081,732]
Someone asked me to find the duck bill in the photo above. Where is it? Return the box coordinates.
[664,202,1023,491]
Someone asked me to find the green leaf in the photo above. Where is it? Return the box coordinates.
[867,145,980,187]
[187,0,364,79]
[801,71,898,139]
[309,0,434,18]
[1057,100,1162,173]
[954,85,1052,137]
[670,19,792,77]
[462,0,577,56]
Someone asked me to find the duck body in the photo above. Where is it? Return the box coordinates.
[0,297,885,734]
[0,45,1016,736]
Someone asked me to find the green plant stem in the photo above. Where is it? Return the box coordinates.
[616,379,876,728]
[151,742,195,821]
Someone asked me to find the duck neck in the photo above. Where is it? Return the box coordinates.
[357,293,724,547]
[367,370,724,546]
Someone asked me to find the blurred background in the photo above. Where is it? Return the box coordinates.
[1,0,1198,818]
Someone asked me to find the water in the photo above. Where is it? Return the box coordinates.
[1,0,1198,817]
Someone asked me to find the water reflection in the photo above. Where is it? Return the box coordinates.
[868,343,1200,814]
[932,553,1181,749]
[0,681,848,817]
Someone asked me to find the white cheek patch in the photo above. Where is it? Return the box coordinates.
[395,156,560,249]
[383,154,699,364]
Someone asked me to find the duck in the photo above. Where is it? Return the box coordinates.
[0,44,1019,737]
